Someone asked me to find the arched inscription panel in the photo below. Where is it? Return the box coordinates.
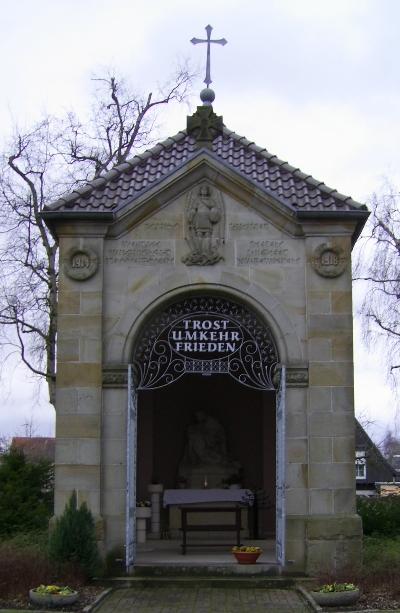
[132,296,279,390]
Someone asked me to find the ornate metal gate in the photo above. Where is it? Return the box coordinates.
[276,365,286,568]
[133,296,278,389]
[125,295,286,571]
[125,364,137,571]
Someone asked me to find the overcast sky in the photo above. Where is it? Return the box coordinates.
[0,0,399,442]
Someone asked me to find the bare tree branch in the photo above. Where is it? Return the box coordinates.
[0,65,194,406]
[353,181,400,390]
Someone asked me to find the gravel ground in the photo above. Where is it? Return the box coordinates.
[357,589,400,610]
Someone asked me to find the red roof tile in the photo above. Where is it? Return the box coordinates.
[11,437,55,462]
[45,123,367,215]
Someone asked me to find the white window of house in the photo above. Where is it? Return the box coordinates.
[355,450,366,479]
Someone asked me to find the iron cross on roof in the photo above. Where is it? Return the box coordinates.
[191,25,227,88]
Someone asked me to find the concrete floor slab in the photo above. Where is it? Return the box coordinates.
[136,538,276,567]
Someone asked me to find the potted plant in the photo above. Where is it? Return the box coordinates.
[310,582,360,607]
[136,499,152,518]
[136,500,152,544]
[232,545,262,564]
[29,585,79,607]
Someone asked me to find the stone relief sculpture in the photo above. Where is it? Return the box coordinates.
[311,243,347,278]
[183,410,228,466]
[64,246,98,281]
[182,183,225,265]
[178,410,241,488]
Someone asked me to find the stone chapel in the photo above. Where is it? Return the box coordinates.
[43,86,369,574]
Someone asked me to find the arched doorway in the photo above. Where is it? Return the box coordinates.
[125,294,286,571]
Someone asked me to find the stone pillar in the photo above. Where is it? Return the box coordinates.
[304,233,362,574]
[148,483,163,537]
[54,220,110,547]
[136,507,152,544]
[285,385,309,572]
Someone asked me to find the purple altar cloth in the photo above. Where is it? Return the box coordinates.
[163,488,254,507]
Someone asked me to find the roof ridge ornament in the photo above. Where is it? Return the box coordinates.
[191,24,227,106]
[187,105,223,147]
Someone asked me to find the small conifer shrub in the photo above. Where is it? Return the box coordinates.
[48,491,100,577]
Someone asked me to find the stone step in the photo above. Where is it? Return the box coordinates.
[132,562,280,577]
[97,575,302,589]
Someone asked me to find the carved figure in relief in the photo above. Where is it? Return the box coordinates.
[182,184,224,265]
[184,410,228,466]
[178,410,241,487]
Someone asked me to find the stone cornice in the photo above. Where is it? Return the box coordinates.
[102,364,309,389]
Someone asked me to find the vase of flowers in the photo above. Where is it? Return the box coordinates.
[136,500,152,544]
[136,500,152,519]
[232,545,262,564]
[310,582,360,607]
[29,585,78,607]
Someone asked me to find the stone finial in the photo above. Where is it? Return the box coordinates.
[200,87,215,106]
[187,106,223,147]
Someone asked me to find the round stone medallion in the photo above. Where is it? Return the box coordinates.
[311,243,347,278]
[64,247,98,281]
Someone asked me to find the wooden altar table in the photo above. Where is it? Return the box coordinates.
[163,489,254,554]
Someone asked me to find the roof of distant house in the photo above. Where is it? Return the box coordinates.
[11,437,55,462]
[355,421,396,485]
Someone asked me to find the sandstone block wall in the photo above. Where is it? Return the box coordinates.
[53,183,361,573]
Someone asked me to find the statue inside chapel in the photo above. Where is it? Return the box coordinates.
[185,410,227,466]
[178,410,241,488]
[182,184,225,266]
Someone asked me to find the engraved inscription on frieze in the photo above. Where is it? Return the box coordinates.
[229,222,270,234]
[182,182,225,265]
[127,219,181,239]
[142,221,179,231]
[236,240,301,265]
[105,240,174,265]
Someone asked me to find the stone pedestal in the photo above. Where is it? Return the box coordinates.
[148,483,163,537]
[136,506,151,544]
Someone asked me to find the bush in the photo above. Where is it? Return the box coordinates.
[360,536,400,597]
[48,491,101,577]
[357,495,400,536]
[0,448,53,537]
[2,529,49,553]
[0,542,54,599]
[314,536,400,601]
[0,531,86,599]
[363,535,400,574]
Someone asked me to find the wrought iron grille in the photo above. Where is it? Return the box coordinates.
[133,296,279,390]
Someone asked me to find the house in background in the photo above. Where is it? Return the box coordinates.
[11,437,55,462]
[391,454,400,476]
[8,428,395,497]
[355,420,397,496]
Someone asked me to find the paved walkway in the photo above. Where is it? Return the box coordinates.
[95,586,311,612]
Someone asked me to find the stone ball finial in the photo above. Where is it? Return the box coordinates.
[200,88,215,106]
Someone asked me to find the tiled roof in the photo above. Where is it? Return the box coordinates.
[46,125,366,214]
